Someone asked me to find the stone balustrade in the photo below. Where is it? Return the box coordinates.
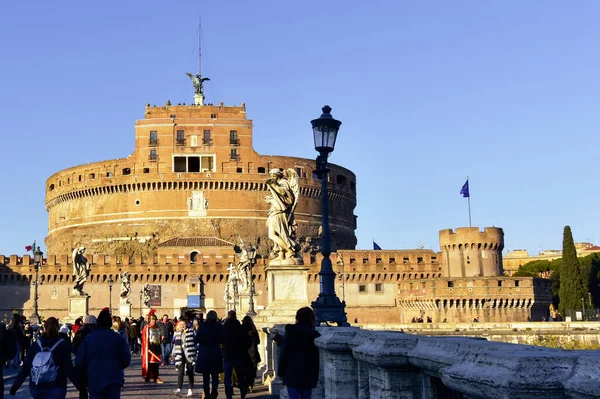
[261,326,600,399]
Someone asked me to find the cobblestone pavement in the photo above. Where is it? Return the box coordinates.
[9,356,272,399]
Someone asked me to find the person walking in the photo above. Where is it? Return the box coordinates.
[21,322,33,363]
[127,320,139,355]
[74,309,131,399]
[222,311,251,399]
[158,314,173,366]
[10,317,73,399]
[241,316,260,392]
[172,321,197,396]
[7,314,24,369]
[195,310,223,399]
[0,322,17,399]
[278,307,321,399]
[141,310,163,383]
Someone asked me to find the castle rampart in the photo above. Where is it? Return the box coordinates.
[439,227,504,277]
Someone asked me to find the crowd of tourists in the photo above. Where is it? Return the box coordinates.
[0,306,321,399]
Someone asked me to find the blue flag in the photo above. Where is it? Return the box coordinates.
[460,180,469,198]
[373,241,382,250]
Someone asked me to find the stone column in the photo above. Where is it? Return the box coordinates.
[352,331,421,399]
[261,327,275,385]
[314,327,360,399]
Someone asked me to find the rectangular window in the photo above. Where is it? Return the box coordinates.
[431,256,437,263]
[230,130,239,145]
[174,157,186,172]
[389,257,396,264]
[176,130,185,145]
[230,149,239,160]
[201,156,214,172]
[362,258,369,264]
[349,258,356,264]
[403,257,410,264]
[149,131,158,146]
[149,150,158,161]
[515,280,520,287]
[417,257,423,264]
[257,167,266,174]
[498,280,503,287]
[203,130,211,145]
[359,285,367,293]
[122,168,131,175]
[448,281,454,288]
[143,168,150,174]
[106,172,112,178]
[188,156,200,172]
[295,167,303,177]
[312,171,320,180]
[210,113,217,119]
[237,167,243,173]
[375,283,383,292]
[89,173,95,179]
[376,258,382,264]
[78,175,82,182]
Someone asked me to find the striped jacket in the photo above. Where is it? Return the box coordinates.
[173,329,197,366]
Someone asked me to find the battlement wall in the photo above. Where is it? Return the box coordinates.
[439,227,504,250]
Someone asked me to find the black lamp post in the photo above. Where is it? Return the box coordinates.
[246,244,257,317]
[31,246,43,324]
[139,288,143,318]
[310,105,349,326]
[108,275,114,314]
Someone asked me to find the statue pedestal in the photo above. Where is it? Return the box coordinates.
[194,94,205,106]
[119,303,132,318]
[66,295,89,323]
[257,260,309,325]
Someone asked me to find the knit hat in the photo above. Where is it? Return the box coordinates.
[59,325,69,335]
[84,315,97,325]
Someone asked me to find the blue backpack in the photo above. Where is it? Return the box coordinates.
[31,339,62,385]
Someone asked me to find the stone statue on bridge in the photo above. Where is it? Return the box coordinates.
[72,247,91,296]
[120,271,131,304]
[265,168,300,262]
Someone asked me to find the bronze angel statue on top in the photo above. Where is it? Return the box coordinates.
[185,72,210,96]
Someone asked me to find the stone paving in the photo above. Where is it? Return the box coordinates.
[8,356,272,399]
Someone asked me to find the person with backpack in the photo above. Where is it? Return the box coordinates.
[9,317,73,399]
[74,309,130,399]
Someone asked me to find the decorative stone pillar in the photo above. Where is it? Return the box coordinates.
[66,295,90,323]
[314,327,360,399]
[119,303,132,318]
[348,330,382,399]
[352,331,421,399]
[261,327,275,385]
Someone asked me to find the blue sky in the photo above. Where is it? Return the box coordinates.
[1,1,599,255]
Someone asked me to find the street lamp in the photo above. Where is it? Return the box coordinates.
[139,288,143,318]
[246,244,257,317]
[108,275,114,314]
[310,105,349,326]
[31,246,43,324]
[581,297,585,321]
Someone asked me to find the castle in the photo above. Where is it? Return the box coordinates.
[0,100,552,323]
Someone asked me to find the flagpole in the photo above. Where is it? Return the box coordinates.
[467,176,472,227]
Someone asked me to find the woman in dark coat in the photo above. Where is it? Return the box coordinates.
[241,316,261,391]
[195,310,223,399]
[278,307,321,399]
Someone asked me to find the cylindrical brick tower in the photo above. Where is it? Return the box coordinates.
[44,103,358,255]
[439,227,504,277]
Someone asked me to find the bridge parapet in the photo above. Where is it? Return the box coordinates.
[262,327,600,398]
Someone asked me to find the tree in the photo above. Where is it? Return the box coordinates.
[558,226,587,315]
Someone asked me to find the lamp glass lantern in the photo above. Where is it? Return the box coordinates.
[311,105,341,154]
[33,247,43,265]
[246,244,257,262]
[108,275,114,288]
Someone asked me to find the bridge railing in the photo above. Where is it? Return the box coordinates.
[261,326,600,399]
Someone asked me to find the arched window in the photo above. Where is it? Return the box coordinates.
[336,175,347,185]
[190,251,199,263]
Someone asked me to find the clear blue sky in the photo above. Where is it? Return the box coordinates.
[1,1,599,256]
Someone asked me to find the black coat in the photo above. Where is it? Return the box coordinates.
[195,322,224,374]
[241,324,261,366]
[222,318,251,360]
[277,324,321,390]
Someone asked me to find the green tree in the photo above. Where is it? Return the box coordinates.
[558,226,587,314]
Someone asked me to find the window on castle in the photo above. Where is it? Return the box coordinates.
[417,257,423,264]
[389,257,395,264]
[257,167,266,174]
[122,168,131,175]
[201,156,214,172]
[188,157,200,172]
[376,258,382,264]
[143,168,150,174]
[230,149,239,161]
[48,184,55,191]
[515,280,520,287]
[210,114,217,119]
[448,281,454,288]
[403,257,409,264]
[149,131,158,146]
[431,256,437,263]
[498,280,503,287]
[312,171,320,180]
[106,172,112,178]
[174,157,186,173]
[190,251,199,263]
[359,285,367,293]
[89,173,95,179]
[176,130,185,145]
[375,283,383,292]
[349,258,356,264]
[230,130,239,145]
[78,175,82,182]
[336,175,347,185]
[295,167,303,178]
[203,130,211,145]
[362,258,369,264]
